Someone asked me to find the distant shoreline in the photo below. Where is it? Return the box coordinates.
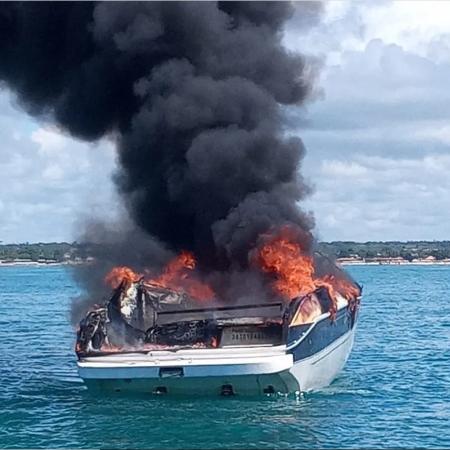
[1,260,450,267]
[0,261,80,267]
[339,260,450,266]
[3,241,450,267]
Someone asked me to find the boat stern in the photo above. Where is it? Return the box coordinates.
[77,346,298,396]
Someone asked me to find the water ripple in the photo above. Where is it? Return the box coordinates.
[0,265,449,448]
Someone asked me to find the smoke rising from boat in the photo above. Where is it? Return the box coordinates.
[0,2,327,319]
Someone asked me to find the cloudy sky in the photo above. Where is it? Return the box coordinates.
[1,1,450,244]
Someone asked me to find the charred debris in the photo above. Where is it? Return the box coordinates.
[76,272,361,358]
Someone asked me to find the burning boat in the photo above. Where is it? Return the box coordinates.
[76,229,362,396]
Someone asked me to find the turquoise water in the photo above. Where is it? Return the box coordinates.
[0,265,449,449]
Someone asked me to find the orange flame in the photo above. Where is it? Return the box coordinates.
[104,251,214,302]
[149,251,214,301]
[103,226,359,309]
[104,266,142,289]
[150,250,195,287]
[255,229,316,299]
[319,274,361,301]
[254,225,360,309]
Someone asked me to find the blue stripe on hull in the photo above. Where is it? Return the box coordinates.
[287,306,358,362]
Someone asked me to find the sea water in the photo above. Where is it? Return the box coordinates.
[0,265,449,448]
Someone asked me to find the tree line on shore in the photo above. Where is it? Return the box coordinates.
[317,241,450,261]
[1,241,450,263]
[0,242,91,262]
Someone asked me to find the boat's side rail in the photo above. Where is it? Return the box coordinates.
[286,299,358,362]
[285,320,316,351]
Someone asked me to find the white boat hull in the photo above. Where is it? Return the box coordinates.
[288,326,355,392]
[77,326,356,396]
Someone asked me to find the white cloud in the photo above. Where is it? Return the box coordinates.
[42,163,64,181]
[0,90,119,243]
[287,1,450,64]
[362,1,450,60]
[321,160,368,178]
[304,153,450,241]
[32,127,68,155]
[285,6,450,242]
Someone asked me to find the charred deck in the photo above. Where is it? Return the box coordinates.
[77,278,360,359]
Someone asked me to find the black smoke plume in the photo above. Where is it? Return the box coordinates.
[0,2,321,314]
